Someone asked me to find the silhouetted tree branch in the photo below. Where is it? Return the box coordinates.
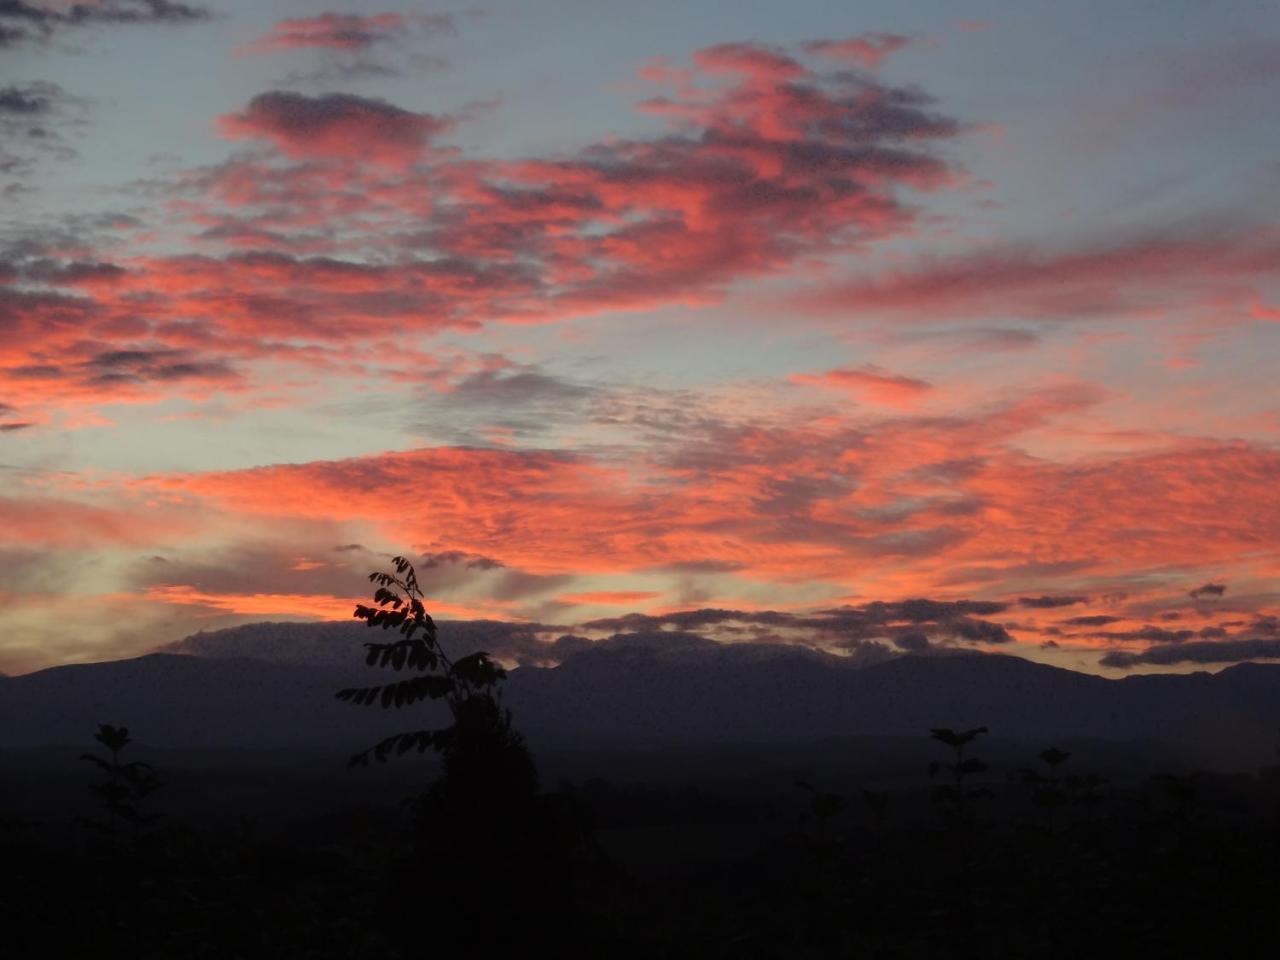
[336,555,527,778]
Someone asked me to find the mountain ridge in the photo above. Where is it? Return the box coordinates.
[3,636,1279,768]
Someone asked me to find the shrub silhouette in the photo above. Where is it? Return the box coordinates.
[927,724,991,936]
[336,555,575,954]
[1019,746,1071,836]
[928,726,992,826]
[78,723,163,846]
[336,555,529,776]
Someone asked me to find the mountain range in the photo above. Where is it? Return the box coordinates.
[4,622,1280,769]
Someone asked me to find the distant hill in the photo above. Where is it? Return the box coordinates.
[3,627,1280,768]
[506,642,1280,766]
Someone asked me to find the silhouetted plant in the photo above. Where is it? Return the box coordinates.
[78,723,163,845]
[929,726,992,826]
[336,554,528,777]
[337,556,573,953]
[1019,746,1071,836]
[928,724,991,925]
[787,780,854,952]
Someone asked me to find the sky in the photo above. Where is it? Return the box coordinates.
[2,0,1279,677]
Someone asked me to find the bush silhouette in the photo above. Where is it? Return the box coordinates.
[336,555,529,776]
[78,723,163,846]
[1019,746,1071,836]
[928,726,992,826]
[336,555,575,954]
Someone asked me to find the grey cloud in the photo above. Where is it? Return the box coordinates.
[0,0,210,48]
[420,550,505,571]
[1061,615,1121,627]
[81,348,238,387]
[1189,582,1227,599]
[581,598,1014,650]
[0,82,89,182]
[1100,637,1280,669]
[413,367,600,445]
[1018,595,1088,609]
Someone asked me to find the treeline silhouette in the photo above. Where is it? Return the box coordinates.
[4,560,1280,958]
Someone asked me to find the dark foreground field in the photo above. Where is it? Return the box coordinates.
[5,734,1280,959]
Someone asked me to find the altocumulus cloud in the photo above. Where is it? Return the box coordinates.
[0,0,210,48]
[217,91,454,167]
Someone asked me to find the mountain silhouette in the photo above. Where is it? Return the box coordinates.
[505,640,1280,765]
[5,626,1280,767]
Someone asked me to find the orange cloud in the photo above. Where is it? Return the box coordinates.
[142,585,362,620]
[127,398,1280,601]
[0,495,197,548]
[139,585,505,623]
[556,591,664,606]
[790,366,933,408]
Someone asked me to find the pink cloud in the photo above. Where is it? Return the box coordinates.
[799,229,1280,321]
[692,42,806,81]
[803,33,912,69]
[1250,301,1280,322]
[790,366,933,408]
[235,12,414,55]
[2,41,969,422]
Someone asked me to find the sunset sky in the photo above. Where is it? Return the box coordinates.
[2,0,1279,676]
